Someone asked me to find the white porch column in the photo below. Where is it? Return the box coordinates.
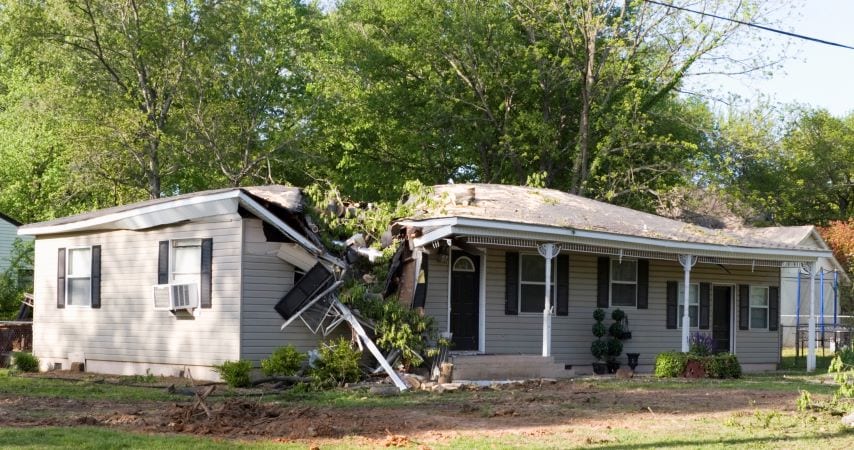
[807,261,817,372]
[538,243,560,357]
[678,254,698,352]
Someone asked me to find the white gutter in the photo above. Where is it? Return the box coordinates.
[399,217,833,261]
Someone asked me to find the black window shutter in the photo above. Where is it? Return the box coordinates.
[637,259,649,309]
[666,281,677,329]
[157,241,169,284]
[597,257,610,308]
[504,251,518,315]
[91,245,102,309]
[769,286,779,331]
[57,248,66,309]
[200,238,213,309]
[739,284,750,330]
[699,282,710,329]
[556,255,569,316]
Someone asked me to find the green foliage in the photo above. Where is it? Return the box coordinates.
[608,322,624,338]
[0,238,33,319]
[212,360,253,388]
[611,309,626,322]
[704,353,742,379]
[655,352,688,378]
[828,350,854,399]
[12,352,39,372]
[261,346,306,377]
[590,340,608,361]
[796,390,813,412]
[592,322,607,338]
[311,338,363,387]
[593,308,606,322]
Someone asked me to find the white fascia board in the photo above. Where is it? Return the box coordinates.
[237,192,324,257]
[404,216,832,260]
[412,225,455,248]
[18,191,242,236]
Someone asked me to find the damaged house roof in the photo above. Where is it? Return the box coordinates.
[17,185,322,254]
[398,184,836,263]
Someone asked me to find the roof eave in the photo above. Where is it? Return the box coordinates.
[403,217,832,262]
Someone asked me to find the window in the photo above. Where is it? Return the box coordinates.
[750,286,769,329]
[610,260,637,307]
[171,239,201,286]
[519,254,556,314]
[452,256,476,272]
[677,283,699,328]
[66,247,91,307]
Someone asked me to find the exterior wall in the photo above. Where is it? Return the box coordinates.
[424,249,781,372]
[239,218,327,362]
[0,218,20,272]
[32,215,243,380]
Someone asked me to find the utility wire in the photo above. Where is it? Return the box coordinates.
[645,0,854,51]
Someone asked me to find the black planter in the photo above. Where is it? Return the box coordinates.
[592,362,608,375]
[627,353,640,371]
[606,361,621,374]
[620,331,632,340]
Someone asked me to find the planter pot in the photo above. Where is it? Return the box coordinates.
[626,353,640,371]
[592,362,608,375]
[606,361,621,374]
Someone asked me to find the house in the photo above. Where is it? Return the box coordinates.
[0,212,23,273]
[17,186,337,380]
[389,184,836,378]
[743,226,850,348]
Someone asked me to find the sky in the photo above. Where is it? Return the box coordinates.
[701,0,854,116]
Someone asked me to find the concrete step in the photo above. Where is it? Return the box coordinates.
[450,354,574,380]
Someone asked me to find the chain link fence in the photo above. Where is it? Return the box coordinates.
[0,322,33,368]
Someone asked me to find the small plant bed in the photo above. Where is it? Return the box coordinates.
[654,333,742,379]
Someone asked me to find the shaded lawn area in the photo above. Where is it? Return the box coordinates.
[1,368,853,449]
[779,346,836,372]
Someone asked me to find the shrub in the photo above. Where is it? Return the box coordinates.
[213,360,253,387]
[311,337,362,386]
[704,353,741,379]
[591,340,608,361]
[593,308,606,322]
[688,332,714,357]
[261,345,306,377]
[654,351,687,377]
[611,308,626,322]
[12,352,39,372]
[608,322,624,338]
[592,322,607,338]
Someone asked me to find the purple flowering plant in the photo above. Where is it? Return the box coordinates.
[688,331,714,356]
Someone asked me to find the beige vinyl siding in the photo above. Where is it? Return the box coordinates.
[424,253,449,333]
[32,215,243,367]
[239,218,326,362]
[425,248,781,368]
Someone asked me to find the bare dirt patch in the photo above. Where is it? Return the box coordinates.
[0,377,804,446]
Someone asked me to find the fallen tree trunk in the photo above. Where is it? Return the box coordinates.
[250,376,313,387]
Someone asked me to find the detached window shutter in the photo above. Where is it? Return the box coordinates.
[91,245,102,309]
[637,259,649,309]
[666,281,677,329]
[699,282,710,329]
[597,257,610,308]
[57,248,66,309]
[739,284,750,330]
[504,251,518,315]
[556,255,569,316]
[769,286,780,331]
[157,241,169,284]
[200,238,213,309]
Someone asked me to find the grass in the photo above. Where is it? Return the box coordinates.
[0,369,182,402]
[780,346,836,372]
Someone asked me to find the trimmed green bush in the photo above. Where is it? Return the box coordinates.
[261,345,306,377]
[591,340,608,361]
[592,322,607,338]
[12,352,39,372]
[654,351,688,378]
[312,337,363,386]
[213,359,252,387]
[704,353,742,379]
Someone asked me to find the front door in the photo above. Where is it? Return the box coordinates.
[450,252,479,351]
[712,286,732,353]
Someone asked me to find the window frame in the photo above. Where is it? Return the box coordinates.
[169,239,202,288]
[65,245,93,308]
[517,253,557,315]
[677,282,700,328]
[609,259,638,308]
[749,285,770,331]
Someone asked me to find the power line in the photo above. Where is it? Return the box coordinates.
[644,0,854,51]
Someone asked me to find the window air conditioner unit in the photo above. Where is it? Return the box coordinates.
[153,283,199,311]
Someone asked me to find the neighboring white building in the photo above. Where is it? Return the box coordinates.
[18,186,336,381]
[0,212,23,274]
